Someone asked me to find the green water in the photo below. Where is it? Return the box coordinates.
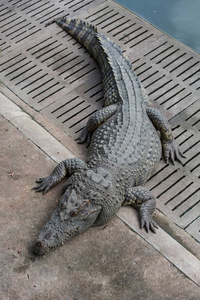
[115,0,200,54]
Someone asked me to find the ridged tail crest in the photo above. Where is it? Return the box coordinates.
[50,17,143,107]
[53,17,100,59]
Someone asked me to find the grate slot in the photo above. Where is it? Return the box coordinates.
[0,11,17,23]
[72,109,97,130]
[30,81,60,98]
[27,78,54,95]
[119,26,142,42]
[183,68,200,83]
[58,99,86,119]
[174,188,200,215]
[113,22,136,37]
[63,62,90,79]
[64,104,91,124]
[42,47,66,64]
[156,48,180,65]
[10,64,37,81]
[124,28,147,45]
[181,201,200,218]
[130,33,154,48]
[101,15,124,30]
[72,0,95,12]
[30,39,58,56]
[68,67,96,84]
[3,58,30,76]
[144,41,168,57]
[143,74,165,89]
[157,175,186,200]
[31,4,55,18]
[163,52,187,70]
[20,0,45,12]
[178,62,199,79]
[89,8,114,23]
[140,70,159,84]
[15,0,31,8]
[186,217,200,240]
[38,43,63,61]
[48,51,73,68]
[25,1,51,15]
[166,92,192,111]
[183,139,200,155]
[85,5,109,20]
[165,182,194,205]
[84,81,102,94]
[35,9,64,24]
[38,86,65,103]
[20,72,48,90]
[58,58,85,75]
[183,152,200,168]
[147,79,173,96]
[5,20,31,37]
[185,107,200,122]
[164,182,197,211]
[52,95,79,115]
[156,84,182,103]
[107,18,129,34]
[1,16,23,31]
[15,68,43,86]
[0,53,22,68]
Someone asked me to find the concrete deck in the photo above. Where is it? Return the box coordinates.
[1,91,200,299]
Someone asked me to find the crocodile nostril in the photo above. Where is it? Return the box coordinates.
[33,240,48,255]
[36,241,42,247]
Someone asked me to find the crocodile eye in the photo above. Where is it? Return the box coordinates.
[36,241,42,247]
[70,210,78,217]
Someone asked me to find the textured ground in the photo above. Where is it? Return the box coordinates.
[1,113,200,300]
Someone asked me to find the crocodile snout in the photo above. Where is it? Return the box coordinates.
[33,240,49,256]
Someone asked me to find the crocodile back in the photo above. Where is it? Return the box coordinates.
[54,18,161,172]
[88,34,161,169]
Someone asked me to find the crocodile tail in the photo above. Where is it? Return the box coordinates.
[54,17,100,59]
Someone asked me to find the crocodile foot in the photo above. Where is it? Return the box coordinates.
[75,126,92,147]
[140,215,158,233]
[162,139,185,164]
[32,177,54,194]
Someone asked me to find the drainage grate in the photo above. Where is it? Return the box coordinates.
[0,0,200,242]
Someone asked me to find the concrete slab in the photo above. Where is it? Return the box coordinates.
[0,92,74,163]
[1,106,200,299]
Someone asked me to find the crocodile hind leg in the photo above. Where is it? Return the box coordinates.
[146,106,184,164]
[76,103,119,146]
[33,158,86,194]
[123,186,158,233]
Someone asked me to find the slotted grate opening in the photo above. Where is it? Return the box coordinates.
[0,0,200,243]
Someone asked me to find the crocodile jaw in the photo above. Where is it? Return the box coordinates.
[33,223,79,255]
[33,189,101,255]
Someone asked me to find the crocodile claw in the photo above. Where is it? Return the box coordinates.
[75,127,92,147]
[140,217,158,233]
[163,139,185,164]
[32,177,53,194]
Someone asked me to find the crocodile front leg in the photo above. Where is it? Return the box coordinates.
[123,186,158,233]
[76,103,119,146]
[33,158,86,194]
[146,106,184,164]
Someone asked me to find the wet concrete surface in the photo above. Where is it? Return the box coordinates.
[1,113,200,299]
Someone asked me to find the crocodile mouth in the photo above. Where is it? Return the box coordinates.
[33,226,80,256]
[33,240,50,256]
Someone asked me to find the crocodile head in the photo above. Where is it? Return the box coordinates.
[33,187,101,255]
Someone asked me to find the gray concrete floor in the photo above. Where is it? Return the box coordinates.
[1,94,200,299]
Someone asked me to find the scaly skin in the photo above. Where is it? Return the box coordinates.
[33,18,184,255]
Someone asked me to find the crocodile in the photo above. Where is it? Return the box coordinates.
[33,18,184,255]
